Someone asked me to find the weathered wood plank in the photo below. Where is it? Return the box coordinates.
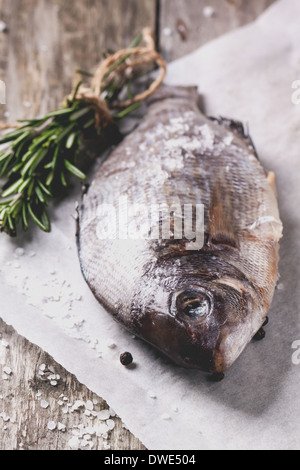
[159,0,277,61]
[0,0,156,121]
[0,318,146,450]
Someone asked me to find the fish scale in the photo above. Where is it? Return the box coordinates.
[78,86,282,375]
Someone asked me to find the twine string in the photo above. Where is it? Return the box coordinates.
[0,28,166,132]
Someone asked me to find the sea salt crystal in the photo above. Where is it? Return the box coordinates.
[93,399,98,405]
[106,340,116,349]
[3,366,12,375]
[172,405,179,413]
[106,419,115,431]
[95,422,110,437]
[58,422,66,432]
[161,413,171,421]
[40,400,49,409]
[97,409,111,421]
[72,400,85,411]
[14,248,25,258]
[203,6,215,17]
[1,340,9,348]
[57,400,64,406]
[85,400,94,411]
[47,421,56,431]
[2,374,8,381]
[0,20,7,32]
[148,391,157,399]
[68,436,80,450]
[39,364,46,371]
[50,381,57,386]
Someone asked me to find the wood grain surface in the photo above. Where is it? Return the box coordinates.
[159,0,277,61]
[0,0,277,451]
[0,318,146,450]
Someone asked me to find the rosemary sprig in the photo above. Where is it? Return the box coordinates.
[0,35,145,236]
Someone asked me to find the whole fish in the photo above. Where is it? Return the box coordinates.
[77,86,283,378]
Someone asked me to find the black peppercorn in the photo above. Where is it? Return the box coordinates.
[120,352,133,366]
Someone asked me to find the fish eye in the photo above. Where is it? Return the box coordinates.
[173,289,212,321]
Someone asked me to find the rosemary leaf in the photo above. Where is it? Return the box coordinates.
[64,160,86,180]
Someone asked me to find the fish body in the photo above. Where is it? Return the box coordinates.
[78,86,282,373]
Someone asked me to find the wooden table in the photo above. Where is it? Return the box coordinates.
[0,0,276,451]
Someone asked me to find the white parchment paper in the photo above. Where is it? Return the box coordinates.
[1,0,300,450]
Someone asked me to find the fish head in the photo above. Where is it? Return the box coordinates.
[133,253,258,373]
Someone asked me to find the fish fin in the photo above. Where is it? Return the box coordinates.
[267,171,278,196]
[209,183,239,250]
[209,116,259,160]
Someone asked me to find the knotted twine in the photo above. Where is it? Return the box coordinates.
[0,28,166,132]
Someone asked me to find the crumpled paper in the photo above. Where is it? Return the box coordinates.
[1,0,300,450]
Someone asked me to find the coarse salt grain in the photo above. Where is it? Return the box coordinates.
[47,421,56,431]
[161,413,171,421]
[1,340,9,348]
[0,20,7,32]
[40,400,49,409]
[97,409,111,421]
[106,419,115,431]
[72,400,85,411]
[3,366,12,375]
[203,6,215,18]
[58,422,66,432]
[85,400,93,411]
[68,436,80,450]
[14,248,25,258]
